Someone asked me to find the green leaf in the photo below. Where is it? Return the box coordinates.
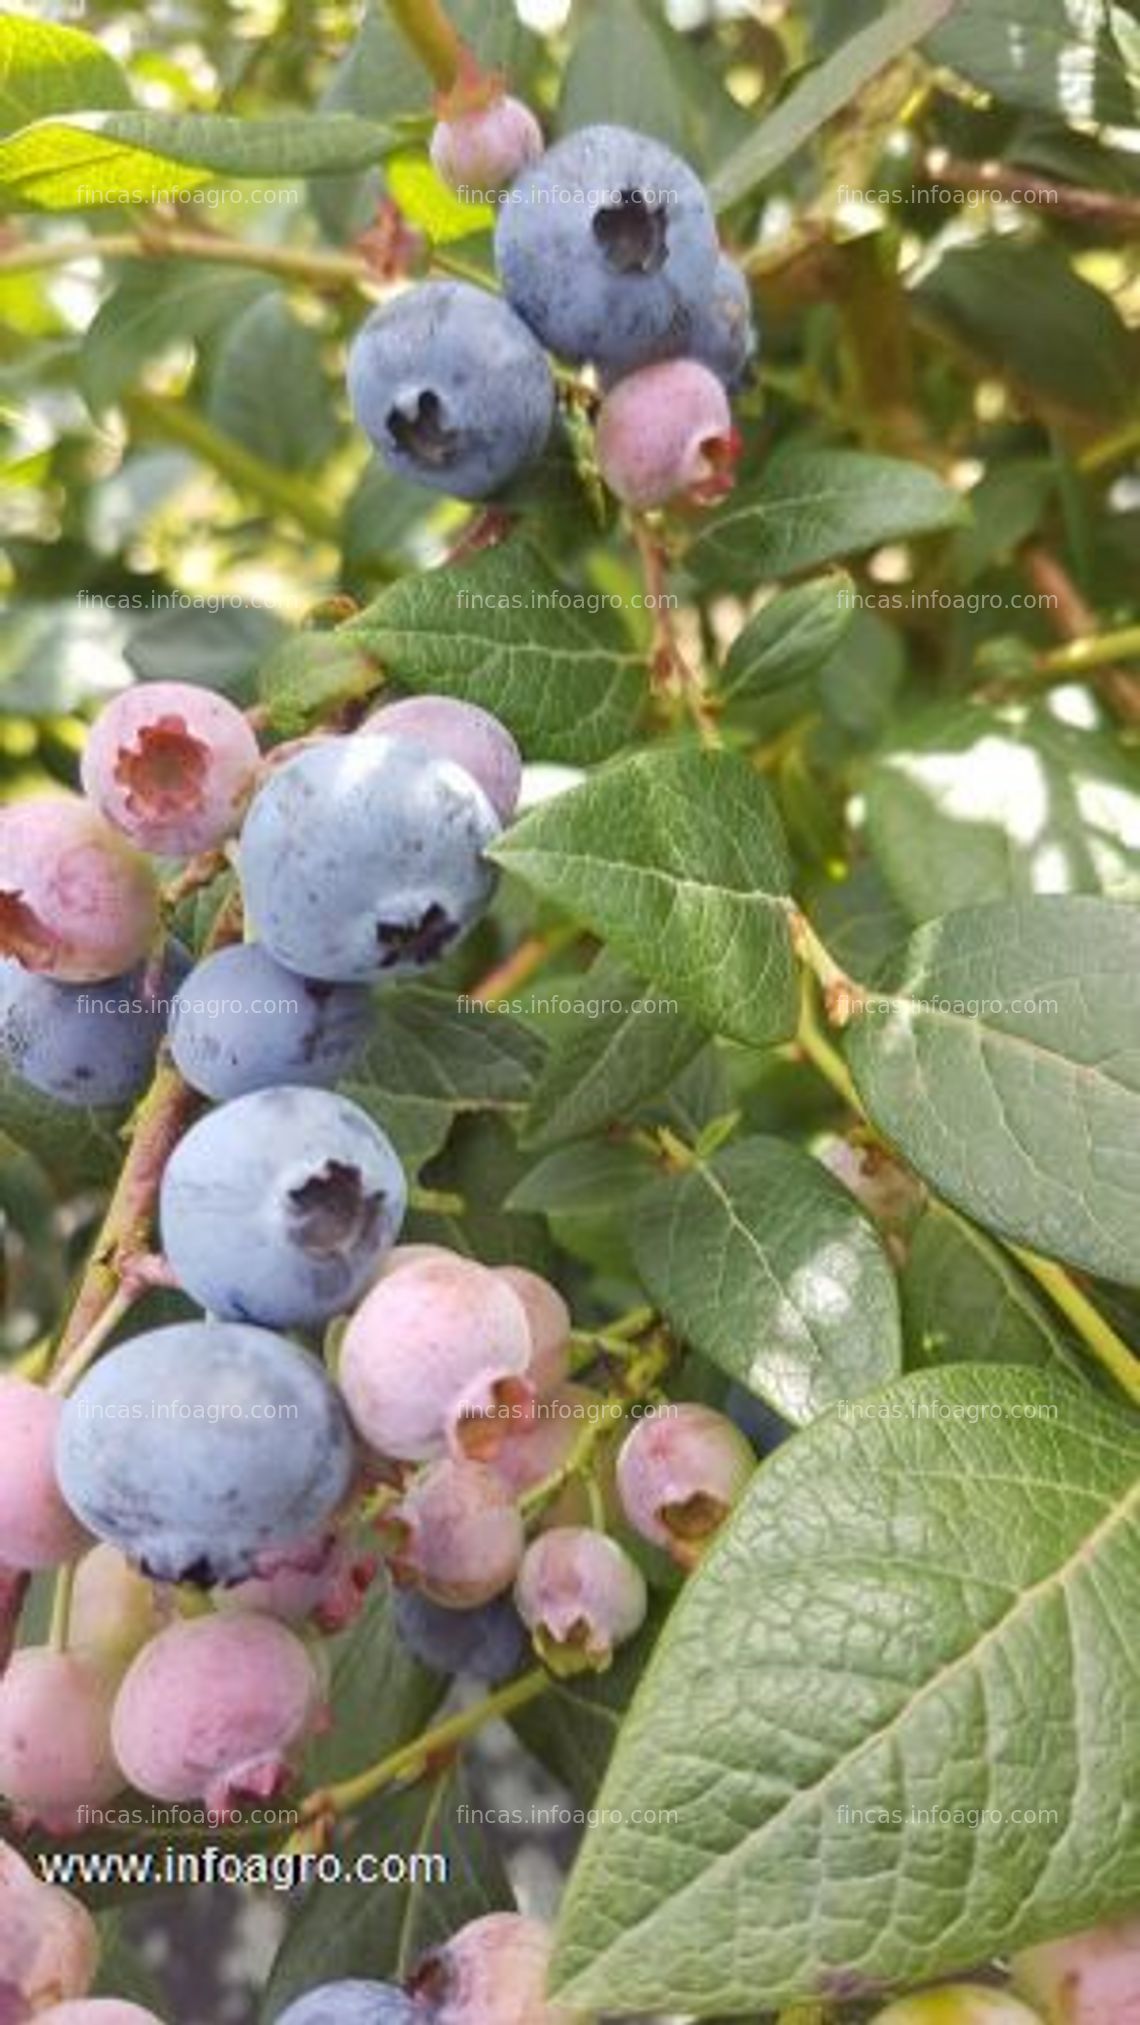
[80,260,270,414]
[386,149,495,242]
[0,1069,123,1192]
[918,243,1137,420]
[524,954,706,1150]
[91,1913,168,2013]
[718,572,856,734]
[807,862,912,982]
[263,1766,511,2016]
[347,540,644,767]
[927,0,1138,124]
[551,1366,1140,2014]
[688,448,966,590]
[125,601,287,704]
[631,1136,902,1423]
[0,111,391,212]
[708,0,957,210]
[845,896,1140,1284]
[866,700,1140,921]
[0,17,130,141]
[341,985,545,1175]
[491,748,798,1048]
[901,1200,1082,1376]
[557,0,750,172]
[506,1139,651,1277]
[258,632,380,736]
[206,294,337,473]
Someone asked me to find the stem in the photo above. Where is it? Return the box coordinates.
[1020,546,1140,726]
[632,518,722,747]
[786,908,866,1026]
[1079,416,1140,477]
[1035,623,1140,679]
[408,1185,467,1216]
[796,976,863,1114]
[921,148,1140,231]
[468,924,578,1005]
[50,1060,200,1374]
[124,393,340,543]
[1010,1250,1140,1408]
[385,0,468,90]
[48,1562,77,1655]
[0,226,372,288]
[48,1282,138,1397]
[300,1666,548,1821]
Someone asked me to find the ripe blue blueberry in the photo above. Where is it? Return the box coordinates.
[495,124,719,374]
[55,1321,355,1586]
[275,1985,420,2025]
[0,941,189,1109]
[687,253,757,391]
[347,280,555,499]
[239,736,500,985]
[160,1086,406,1328]
[168,943,371,1103]
[392,1587,528,1683]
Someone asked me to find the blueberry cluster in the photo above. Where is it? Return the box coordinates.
[348,109,756,511]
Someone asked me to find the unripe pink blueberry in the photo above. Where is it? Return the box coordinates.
[1012,1917,1140,2024]
[0,1650,122,1831]
[110,1613,321,1815]
[35,2005,165,2024]
[0,797,160,984]
[869,1991,1044,2024]
[339,1256,535,1463]
[490,1385,607,1503]
[494,1265,571,1393]
[410,1912,578,2025]
[430,96,544,195]
[386,1458,524,1607]
[362,697,522,823]
[515,1526,647,1675]
[596,358,740,510]
[0,1838,99,2015]
[616,1402,754,1568]
[82,682,261,857]
[0,1376,90,1571]
[217,1532,377,1633]
[69,1546,165,1673]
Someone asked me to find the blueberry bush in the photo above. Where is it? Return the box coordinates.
[1,1,1138,2020]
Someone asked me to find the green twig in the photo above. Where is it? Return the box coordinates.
[1010,1250,1140,1409]
[124,392,340,544]
[385,0,468,90]
[48,1562,77,1655]
[299,1667,549,1822]
[1034,624,1140,681]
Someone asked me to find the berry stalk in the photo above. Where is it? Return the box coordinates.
[385,0,469,91]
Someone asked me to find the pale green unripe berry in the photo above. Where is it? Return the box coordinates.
[870,1985,1044,2024]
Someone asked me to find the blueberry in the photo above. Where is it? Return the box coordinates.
[392,1588,528,1682]
[361,696,522,823]
[410,1914,573,2025]
[160,1086,406,1328]
[82,680,261,858]
[596,359,738,510]
[0,794,160,984]
[430,95,543,195]
[110,1613,320,1814]
[347,281,555,499]
[1013,1917,1140,2025]
[514,1526,647,1676]
[239,736,500,986]
[55,1321,355,1585]
[616,1403,754,1569]
[724,1383,793,1455]
[275,1986,420,2025]
[687,252,758,391]
[386,1458,524,1608]
[169,943,371,1103]
[0,941,189,1109]
[495,124,719,374]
